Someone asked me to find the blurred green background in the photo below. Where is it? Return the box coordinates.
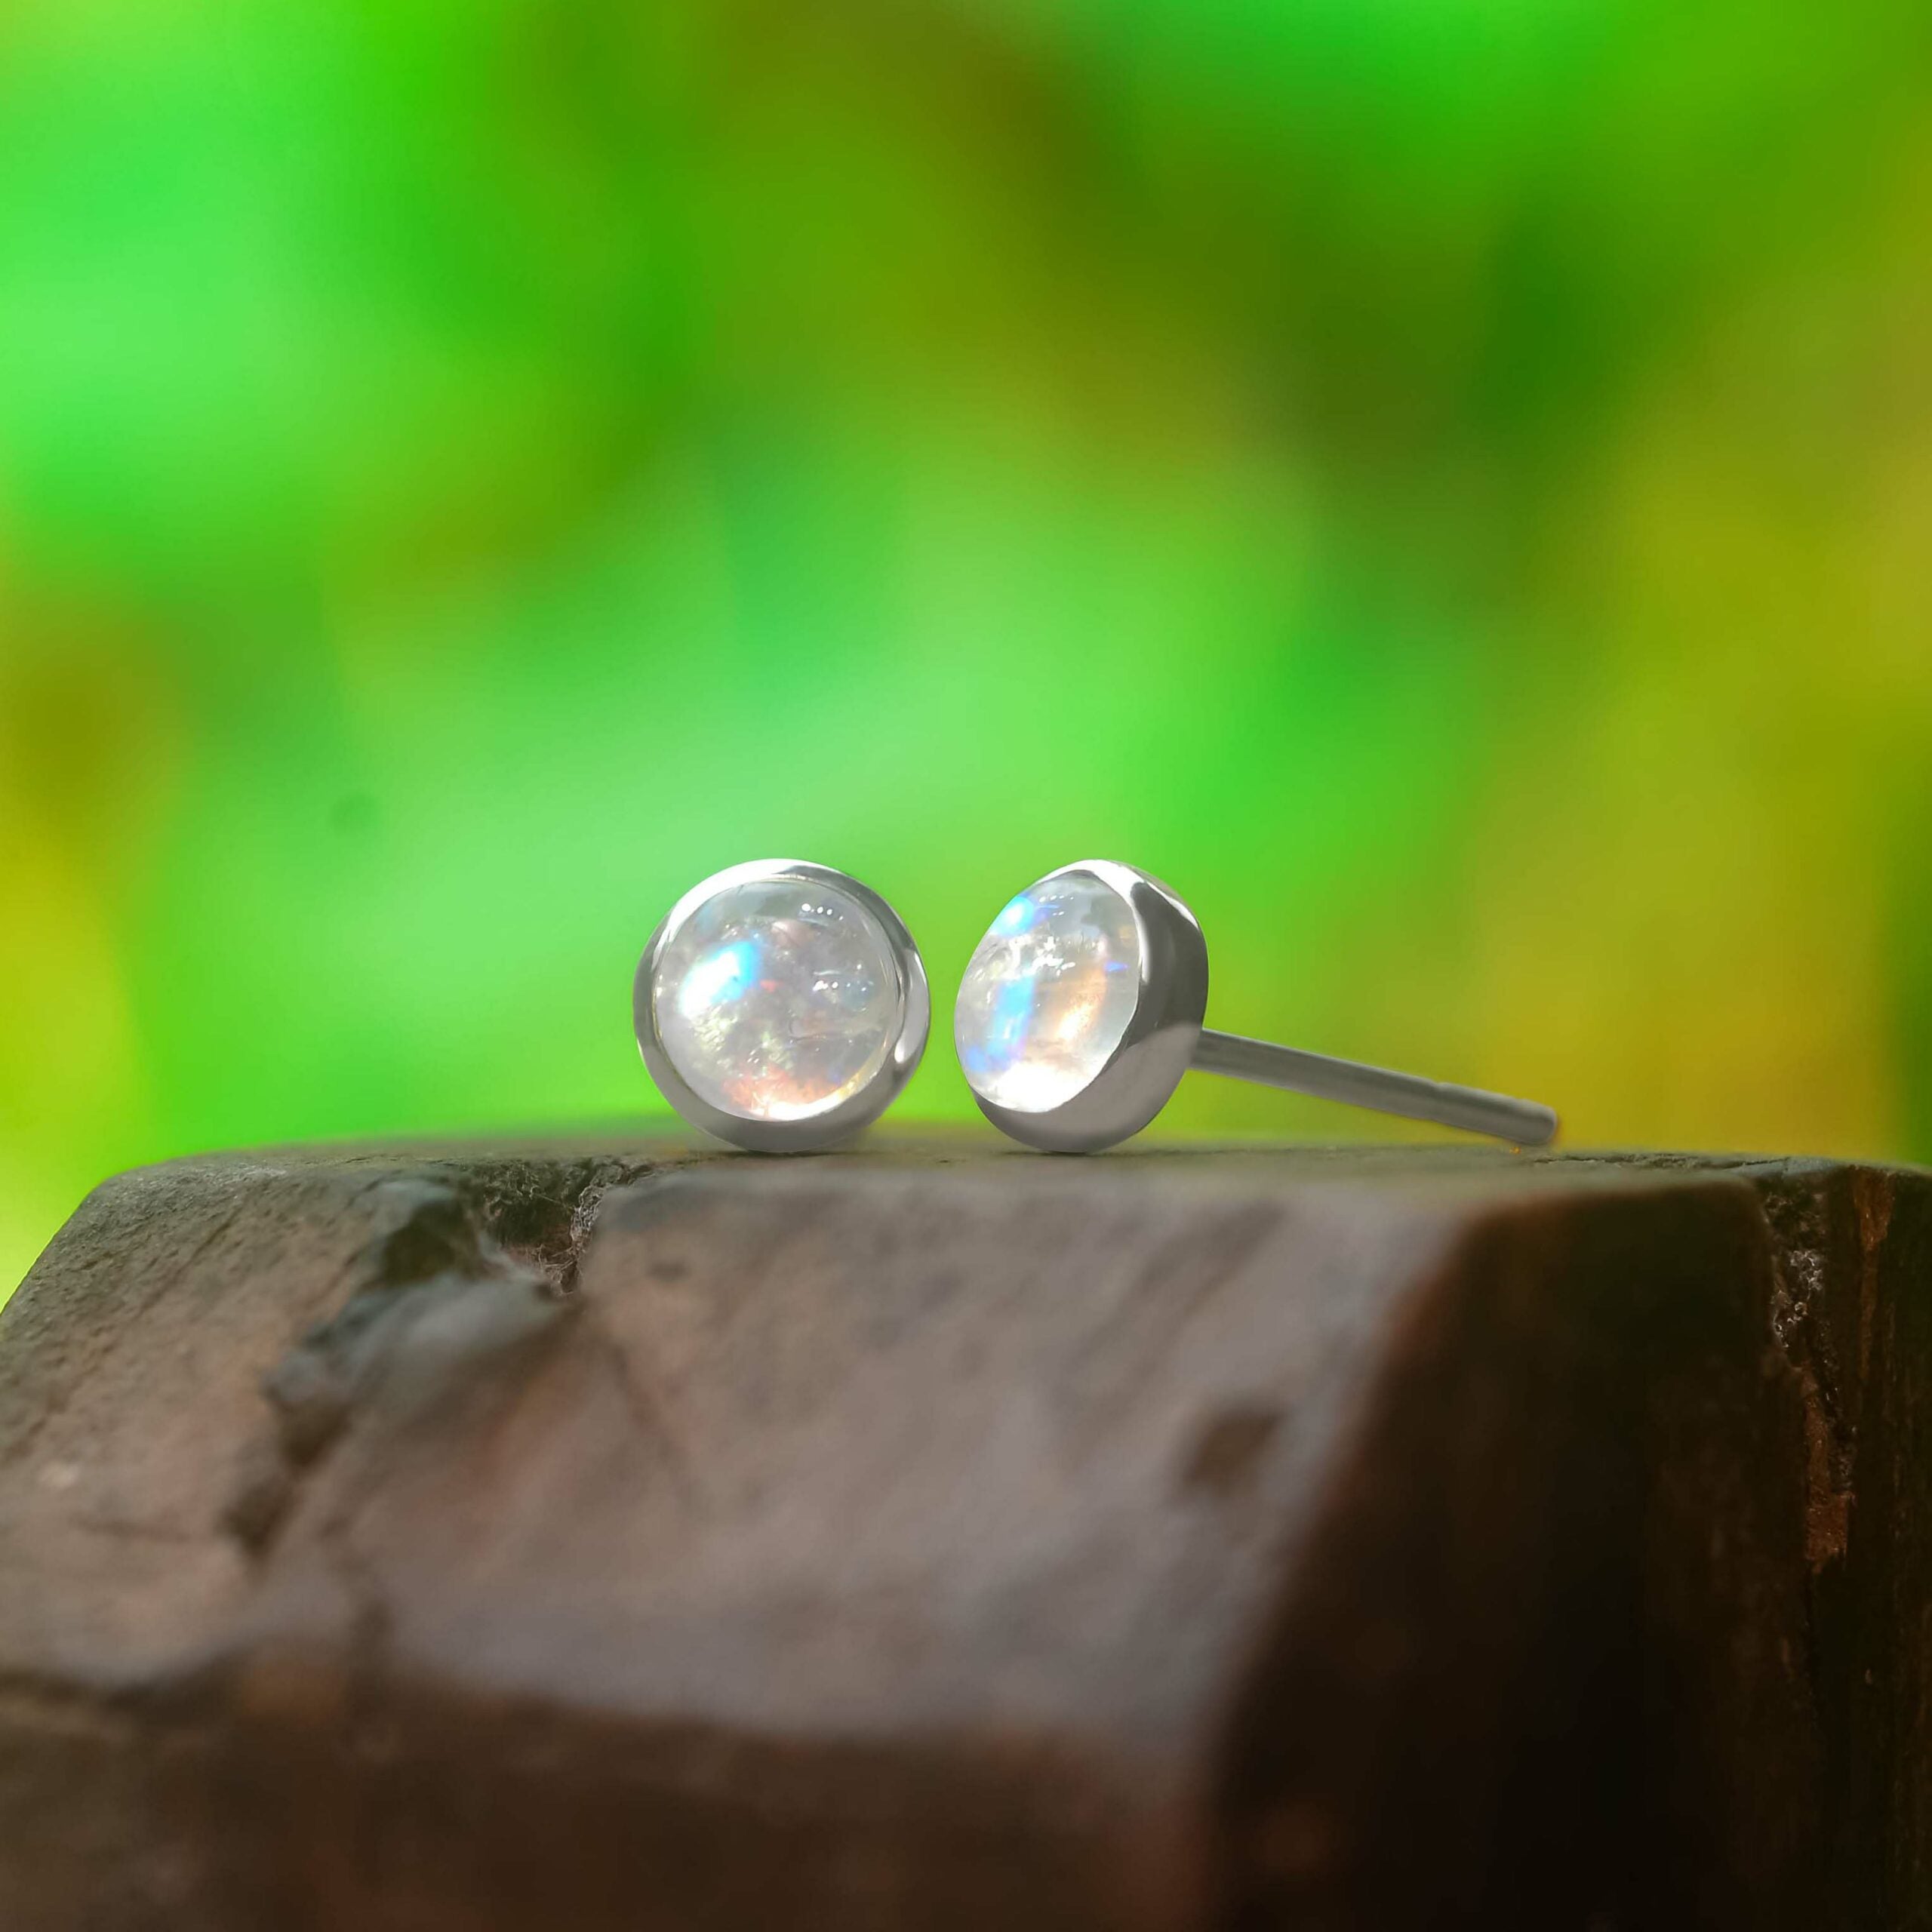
[4,0,1930,1292]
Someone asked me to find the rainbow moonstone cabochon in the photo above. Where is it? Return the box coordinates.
[651,875,901,1121]
[955,872,1143,1113]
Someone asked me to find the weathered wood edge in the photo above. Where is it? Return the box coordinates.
[0,1141,1927,1931]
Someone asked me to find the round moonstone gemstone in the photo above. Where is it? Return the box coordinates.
[955,872,1142,1113]
[652,876,902,1121]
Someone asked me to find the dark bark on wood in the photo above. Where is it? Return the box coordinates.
[0,1139,1927,1930]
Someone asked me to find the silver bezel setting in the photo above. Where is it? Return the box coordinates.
[635,859,930,1153]
[958,858,1208,1153]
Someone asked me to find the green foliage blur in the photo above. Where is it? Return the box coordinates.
[4,0,1930,1289]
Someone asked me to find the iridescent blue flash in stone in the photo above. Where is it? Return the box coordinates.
[954,872,1142,1112]
[651,876,900,1121]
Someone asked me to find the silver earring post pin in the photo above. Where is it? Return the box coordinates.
[954,859,1558,1154]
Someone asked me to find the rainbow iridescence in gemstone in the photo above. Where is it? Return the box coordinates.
[652,876,901,1121]
[954,872,1142,1112]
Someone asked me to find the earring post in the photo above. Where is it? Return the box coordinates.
[1190,1029,1559,1146]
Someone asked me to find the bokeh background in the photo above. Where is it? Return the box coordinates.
[4,0,1930,1293]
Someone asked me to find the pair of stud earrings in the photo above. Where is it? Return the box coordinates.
[633,857,1559,1155]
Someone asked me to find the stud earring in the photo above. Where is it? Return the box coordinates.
[635,860,928,1151]
[954,859,1558,1153]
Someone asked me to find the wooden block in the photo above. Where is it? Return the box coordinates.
[0,1140,1927,1930]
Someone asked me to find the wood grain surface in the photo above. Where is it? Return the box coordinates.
[0,1139,1927,1930]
